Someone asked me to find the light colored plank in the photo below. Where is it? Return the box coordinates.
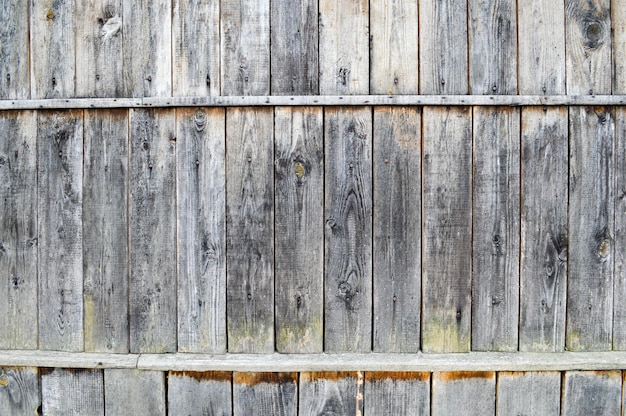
[129,109,177,353]
[233,373,297,416]
[370,0,418,94]
[274,106,324,353]
[0,367,40,416]
[319,0,369,94]
[324,107,373,352]
[176,107,226,353]
[104,369,165,416]
[0,1,30,99]
[519,107,568,352]
[615,108,626,349]
[168,371,232,416]
[422,106,472,353]
[0,351,137,369]
[614,1,626,94]
[299,372,363,416]
[173,0,221,96]
[373,106,421,352]
[42,368,104,416]
[567,106,614,351]
[431,372,495,416]
[496,371,560,415]
[562,371,622,415]
[471,106,520,351]
[226,107,274,353]
[364,372,430,416]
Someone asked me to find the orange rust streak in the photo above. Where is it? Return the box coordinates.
[169,371,232,383]
[234,372,298,386]
[365,372,430,382]
[435,371,495,381]
[300,372,359,382]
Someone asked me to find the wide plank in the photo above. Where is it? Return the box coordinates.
[497,371,561,415]
[233,372,297,416]
[364,372,430,415]
[431,372,495,416]
[0,367,40,416]
[562,371,622,415]
[104,369,165,416]
[42,368,104,416]
[168,371,232,416]
[615,108,626,349]
[299,372,363,416]
[0,1,29,98]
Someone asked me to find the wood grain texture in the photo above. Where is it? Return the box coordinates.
[274,106,324,353]
[38,110,84,352]
[431,372,496,416]
[419,0,468,94]
[319,0,369,94]
[364,372,430,415]
[0,111,37,350]
[468,0,517,94]
[173,0,221,96]
[0,1,30,99]
[221,0,270,95]
[471,107,520,351]
[567,106,614,351]
[42,368,104,416]
[226,107,274,353]
[562,371,622,415]
[324,107,373,352]
[299,372,363,416]
[373,107,421,353]
[83,109,129,353]
[370,0,419,94]
[168,371,232,416]
[177,107,226,353]
[497,371,561,415]
[0,367,40,416]
[614,1,626,94]
[422,106,472,353]
[104,369,166,416]
[233,372,297,416]
[519,107,568,352]
[129,109,177,353]
[614,108,626,349]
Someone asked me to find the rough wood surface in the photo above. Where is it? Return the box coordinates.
[0,350,137,369]
[299,372,363,416]
[168,371,232,416]
[562,371,622,415]
[0,1,29,99]
[364,372,430,415]
[42,368,104,416]
[0,367,40,416]
[372,106,421,352]
[431,372,496,416]
[614,108,626,349]
[614,1,626,94]
[274,106,324,353]
[104,369,166,416]
[496,371,561,415]
[233,373,298,416]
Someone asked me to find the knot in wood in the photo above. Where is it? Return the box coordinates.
[46,10,55,20]
[597,239,610,259]
[294,162,305,178]
[194,110,207,131]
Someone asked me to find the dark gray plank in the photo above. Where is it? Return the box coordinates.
[497,371,560,416]
[431,372,495,416]
[0,367,40,416]
[562,371,622,415]
[364,372,430,416]
[104,369,166,416]
[168,371,232,416]
[299,372,363,416]
[0,1,30,98]
[42,368,104,416]
[615,108,626,349]
[233,373,297,416]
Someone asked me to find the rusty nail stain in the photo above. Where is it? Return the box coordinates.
[46,10,55,20]
[234,372,297,386]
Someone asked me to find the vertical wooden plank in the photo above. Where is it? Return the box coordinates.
[370,0,419,94]
[562,371,622,415]
[271,0,318,94]
[364,372,430,416]
[177,107,226,353]
[614,1,626,94]
[422,106,472,353]
[38,110,84,352]
[129,109,177,353]
[30,0,76,98]
[221,0,270,95]
[471,107,520,352]
[83,109,129,353]
[519,107,568,352]
[468,0,517,94]
[226,107,274,353]
[431,372,495,416]
[518,0,566,94]
[173,0,221,96]
[104,369,165,416]
[42,368,104,416]
[299,372,363,416]
[566,106,614,351]
[419,0,468,94]
[0,1,30,98]
[0,368,40,416]
[168,371,232,416]
[0,111,37,350]
[274,106,324,353]
[497,371,560,415]
[233,373,297,416]
[121,0,171,97]
[319,0,369,94]
[615,108,626,349]
[373,107,421,353]
[324,107,373,352]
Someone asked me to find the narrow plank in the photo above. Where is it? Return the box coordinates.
[173,0,221,96]
[0,367,40,416]
[38,110,84,351]
[431,372,495,416]
[226,107,274,353]
[370,0,419,94]
[271,0,318,94]
[274,106,324,353]
[419,0,468,94]
[615,108,626,349]
[42,368,104,416]
[168,371,232,416]
[233,372,297,416]
[324,107,373,352]
[372,106,421,352]
[614,1,626,94]
[30,0,76,98]
[567,106,614,351]
[422,106,472,353]
[0,1,30,98]
[519,107,568,352]
[319,0,369,94]
[565,0,612,95]
[518,0,566,94]
[364,372,430,415]
[121,0,171,97]
[75,0,124,97]
[497,371,560,415]
[471,106,520,351]
[0,111,37,349]
[562,371,622,415]
[129,109,177,353]
[83,109,129,353]
[299,372,363,416]
[0,351,137,369]
[104,369,166,416]
[176,107,227,353]
[468,0,517,94]
[221,0,270,95]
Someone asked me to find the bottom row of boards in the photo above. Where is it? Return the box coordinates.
[1,367,625,415]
